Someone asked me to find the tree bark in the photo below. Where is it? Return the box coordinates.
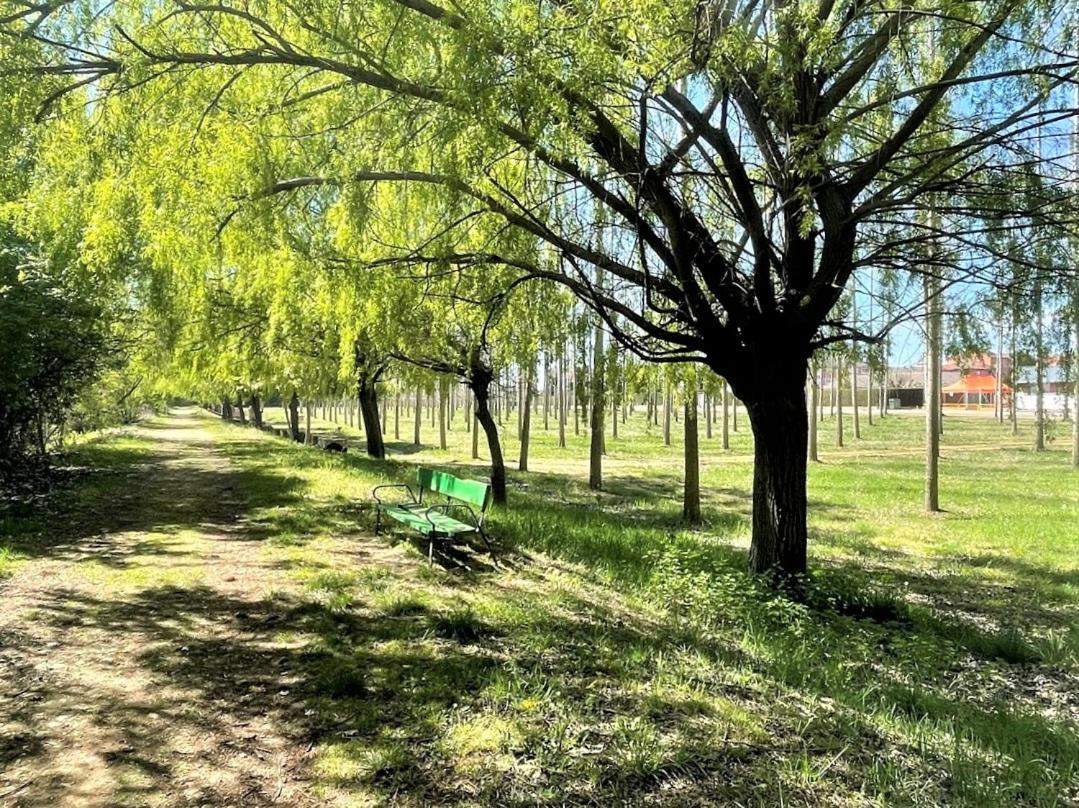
[683,377,701,524]
[558,346,567,449]
[472,411,480,459]
[250,394,262,429]
[835,359,844,448]
[746,387,809,576]
[305,401,313,445]
[925,273,942,512]
[808,369,819,463]
[721,380,730,450]
[414,386,422,446]
[589,301,606,490]
[439,376,448,450]
[472,382,507,505]
[358,375,385,458]
[220,397,232,421]
[663,380,672,446]
[851,359,861,439]
[1034,276,1046,452]
[287,391,301,441]
[519,361,534,471]
[236,397,247,425]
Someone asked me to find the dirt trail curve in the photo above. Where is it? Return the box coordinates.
[0,409,317,807]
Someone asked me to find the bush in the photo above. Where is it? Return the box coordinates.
[0,230,117,478]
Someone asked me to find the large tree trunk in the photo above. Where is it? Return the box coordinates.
[220,397,233,421]
[288,390,301,441]
[472,382,507,505]
[746,386,809,576]
[683,376,701,524]
[358,375,385,458]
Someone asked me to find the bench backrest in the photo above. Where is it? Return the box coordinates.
[417,468,492,511]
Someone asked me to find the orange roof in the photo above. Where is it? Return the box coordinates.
[942,373,1009,394]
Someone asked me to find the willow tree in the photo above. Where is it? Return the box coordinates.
[13,0,1078,576]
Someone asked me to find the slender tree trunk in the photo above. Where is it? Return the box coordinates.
[1073,294,1079,468]
[236,397,247,425]
[220,397,232,421]
[851,359,861,439]
[663,380,672,446]
[543,353,550,431]
[558,347,567,449]
[414,387,422,446]
[589,291,606,490]
[439,376,448,450]
[358,376,385,458]
[519,361,534,471]
[705,393,712,439]
[250,395,262,428]
[733,395,739,431]
[1010,309,1019,435]
[996,319,1005,423]
[867,363,874,426]
[305,401,313,445]
[925,273,942,512]
[721,380,730,450]
[394,391,400,440]
[472,409,480,459]
[835,360,844,448]
[1034,277,1046,452]
[288,391,301,441]
[808,369,819,463]
[611,381,618,440]
[683,376,701,524]
[746,386,809,576]
[472,382,507,505]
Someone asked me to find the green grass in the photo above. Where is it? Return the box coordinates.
[5,405,1077,805]
[210,403,1078,806]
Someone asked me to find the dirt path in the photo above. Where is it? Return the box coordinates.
[0,410,316,807]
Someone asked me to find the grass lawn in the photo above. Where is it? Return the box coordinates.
[232,401,1078,805]
[1,404,1076,806]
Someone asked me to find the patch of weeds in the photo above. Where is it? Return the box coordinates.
[1031,624,1079,668]
[0,546,20,579]
[442,713,524,773]
[306,570,361,612]
[429,605,493,644]
[314,739,415,787]
[944,621,1041,664]
[314,659,368,699]
[376,591,430,617]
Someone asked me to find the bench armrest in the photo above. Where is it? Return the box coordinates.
[373,484,417,506]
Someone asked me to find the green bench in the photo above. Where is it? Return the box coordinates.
[373,468,494,562]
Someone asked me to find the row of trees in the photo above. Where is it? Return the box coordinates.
[2,0,1077,576]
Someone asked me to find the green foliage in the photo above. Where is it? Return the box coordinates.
[0,227,116,472]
